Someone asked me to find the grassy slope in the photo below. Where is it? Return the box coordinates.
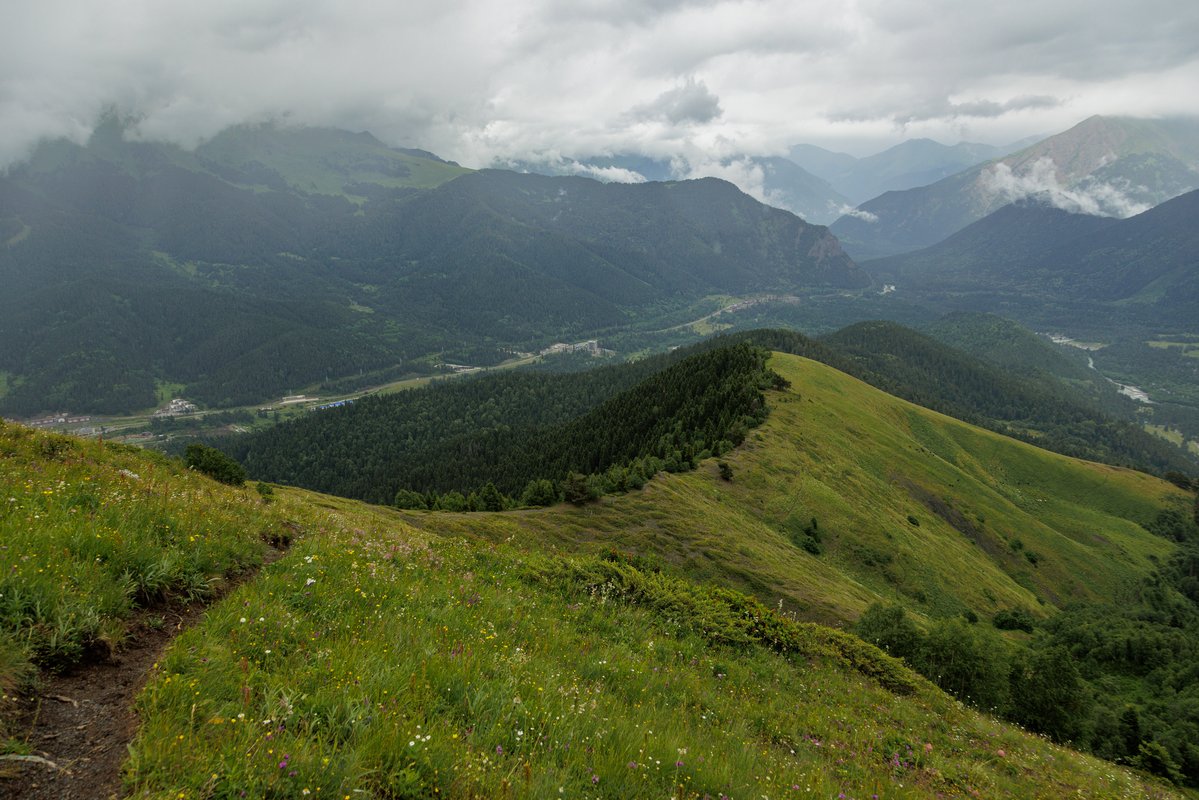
[406,354,1183,625]
[194,125,473,195]
[2,360,1190,798]
[126,485,1180,800]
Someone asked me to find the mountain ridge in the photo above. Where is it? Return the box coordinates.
[830,115,1199,260]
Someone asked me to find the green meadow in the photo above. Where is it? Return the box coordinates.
[0,351,1192,798]
[408,354,1184,625]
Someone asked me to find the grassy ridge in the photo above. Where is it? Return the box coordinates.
[126,485,1179,799]
[404,354,1183,624]
[2,354,1191,797]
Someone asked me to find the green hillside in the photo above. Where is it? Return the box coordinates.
[0,415,1185,799]
[402,353,1185,624]
[195,123,472,195]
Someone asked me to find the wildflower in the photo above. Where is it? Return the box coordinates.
[996,749,1006,758]
[591,775,599,784]
[924,742,933,754]
[496,745,503,755]
[306,578,316,586]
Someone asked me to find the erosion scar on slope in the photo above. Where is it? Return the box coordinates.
[0,544,289,800]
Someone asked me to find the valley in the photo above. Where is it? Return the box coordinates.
[5,3,1199,797]
[2,102,1197,799]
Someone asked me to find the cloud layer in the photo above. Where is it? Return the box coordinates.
[982,158,1152,217]
[3,0,1199,168]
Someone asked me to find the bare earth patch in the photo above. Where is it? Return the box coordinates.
[1,547,286,800]
[1,601,208,800]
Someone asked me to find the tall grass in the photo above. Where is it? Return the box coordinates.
[0,423,278,675]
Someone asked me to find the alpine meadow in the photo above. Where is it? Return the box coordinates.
[3,2,1199,799]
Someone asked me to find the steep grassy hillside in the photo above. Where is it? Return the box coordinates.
[2,381,1189,797]
[404,354,1186,626]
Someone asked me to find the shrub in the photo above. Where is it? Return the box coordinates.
[993,608,1036,633]
[1008,646,1088,743]
[184,443,247,486]
[520,478,559,507]
[394,489,428,510]
[916,619,1009,711]
[854,603,921,662]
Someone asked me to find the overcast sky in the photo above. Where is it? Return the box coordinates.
[3,0,1199,170]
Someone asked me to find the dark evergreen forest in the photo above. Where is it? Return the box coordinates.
[223,327,1193,511]
[229,342,782,506]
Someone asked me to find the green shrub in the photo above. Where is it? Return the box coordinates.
[854,603,921,662]
[184,443,247,486]
[519,478,559,507]
[916,619,1010,711]
[993,608,1036,632]
[394,489,428,510]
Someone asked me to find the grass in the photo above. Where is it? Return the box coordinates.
[198,126,472,196]
[125,493,1181,799]
[0,421,285,677]
[3,221,31,247]
[154,381,188,406]
[2,352,1193,797]
[403,354,1185,625]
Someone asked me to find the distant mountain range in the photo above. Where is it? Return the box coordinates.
[830,116,1199,260]
[788,137,1036,205]
[497,152,852,224]
[0,120,862,416]
[867,188,1199,324]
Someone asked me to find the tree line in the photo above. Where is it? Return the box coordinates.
[856,500,1199,787]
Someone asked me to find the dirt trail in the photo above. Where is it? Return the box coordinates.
[1,547,287,800]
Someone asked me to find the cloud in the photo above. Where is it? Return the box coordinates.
[834,204,879,223]
[981,157,1152,217]
[671,155,794,207]
[897,95,1063,124]
[563,162,648,183]
[1,0,1198,168]
[628,77,723,125]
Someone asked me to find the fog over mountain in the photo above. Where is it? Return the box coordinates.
[4,0,1199,174]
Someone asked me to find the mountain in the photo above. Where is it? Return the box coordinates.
[788,138,1009,204]
[0,124,862,417]
[400,351,1199,784]
[867,189,1199,322]
[830,116,1199,260]
[3,416,1189,798]
[924,311,1105,388]
[498,152,851,223]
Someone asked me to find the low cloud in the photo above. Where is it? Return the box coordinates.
[628,77,723,125]
[562,162,647,183]
[1,1,1197,170]
[834,204,879,223]
[672,155,779,204]
[981,157,1151,217]
[839,94,1064,126]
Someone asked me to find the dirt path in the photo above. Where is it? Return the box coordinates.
[1,548,287,800]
